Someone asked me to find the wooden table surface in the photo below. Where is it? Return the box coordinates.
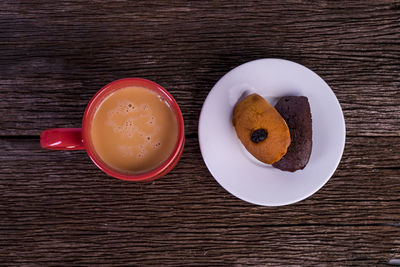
[1,1,399,265]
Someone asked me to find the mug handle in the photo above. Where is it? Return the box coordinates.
[40,128,84,150]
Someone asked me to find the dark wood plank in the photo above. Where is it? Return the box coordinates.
[0,223,397,265]
[0,136,399,265]
[0,0,399,136]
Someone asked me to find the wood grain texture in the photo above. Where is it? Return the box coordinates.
[0,0,400,137]
[0,136,399,265]
[0,0,399,265]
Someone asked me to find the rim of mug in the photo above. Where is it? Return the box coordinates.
[82,78,185,181]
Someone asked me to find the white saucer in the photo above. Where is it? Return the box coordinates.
[198,59,345,206]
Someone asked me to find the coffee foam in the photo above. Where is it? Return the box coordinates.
[107,100,163,159]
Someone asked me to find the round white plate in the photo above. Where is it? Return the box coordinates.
[198,59,345,206]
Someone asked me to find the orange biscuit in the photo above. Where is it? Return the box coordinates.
[233,94,291,164]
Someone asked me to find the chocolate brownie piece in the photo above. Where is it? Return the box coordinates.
[272,96,312,172]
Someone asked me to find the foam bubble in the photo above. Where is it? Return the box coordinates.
[146,116,155,126]
[140,103,152,114]
[118,103,124,112]
[152,141,161,150]
[114,101,138,115]
[137,144,148,158]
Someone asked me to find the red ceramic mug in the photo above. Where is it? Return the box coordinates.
[40,78,185,182]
